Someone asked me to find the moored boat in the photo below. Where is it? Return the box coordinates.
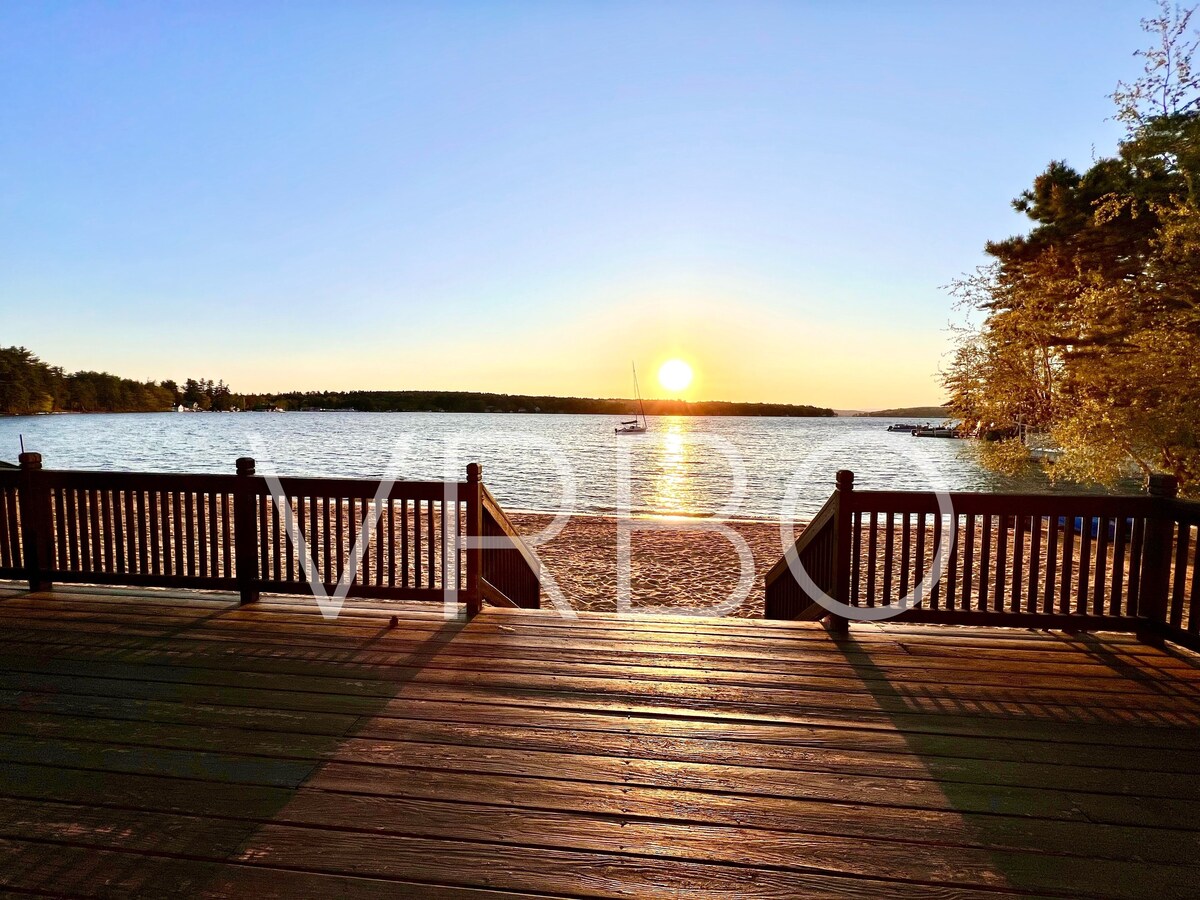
[913,425,961,438]
[615,363,648,434]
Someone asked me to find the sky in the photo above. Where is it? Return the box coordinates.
[0,1,1152,408]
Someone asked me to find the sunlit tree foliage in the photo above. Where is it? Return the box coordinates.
[946,2,1200,494]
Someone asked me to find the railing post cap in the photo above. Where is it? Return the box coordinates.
[236,457,256,475]
[18,452,42,470]
[1148,473,1178,498]
[467,462,482,482]
[836,470,854,490]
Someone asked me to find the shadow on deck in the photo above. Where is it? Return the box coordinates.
[0,585,1198,898]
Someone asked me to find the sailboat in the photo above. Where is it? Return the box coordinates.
[615,363,648,434]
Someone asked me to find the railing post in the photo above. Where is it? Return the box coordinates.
[464,463,483,616]
[18,452,52,592]
[828,469,854,636]
[1137,474,1178,641]
[234,457,260,605]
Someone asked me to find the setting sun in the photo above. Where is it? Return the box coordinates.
[658,359,694,393]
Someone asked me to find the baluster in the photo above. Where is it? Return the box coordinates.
[100,489,114,572]
[222,492,233,580]
[323,496,333,586]
[50,488,65,574]
[865,511,878,606]
[196,491,208,579]
[937,513,951,609]
[89,490,103,574]
[66,489,80,572]
[335,497,344,582]
[1093,516,1109,615]
[1043,516,1059,614]
[1171,523,1190,629]
[388,498,396,589]
[1111,514,1129,616]
[427,499,435,588]
[158,490,171,576]
[137,490,149,576]
[913,511,926,606]
[112,489,127,573]
[258,493,269,584]
[310,496,320,583]
[274,492,285,582]
[1027,515,1041,614]
[402,498,410,588]
[1127,516,1145,613]
[347,497,359,589]
[183,490,195,578]
[1078,515,1093,614]
[993,514,1007,612]
[440,499,448,591]
[171,491,184,577]
[977,514,991,611]
[374,497,384,587]
[882,512,894,604]
[850,510,861,606]
[359,497,370,587]
[1188,529,1199,635]
[1059,515,1075,614]
[207,492,218,579]
[962,515,975,611]
[1011,514,1025,613]
[414,499,423,588]
[276,494,288,585]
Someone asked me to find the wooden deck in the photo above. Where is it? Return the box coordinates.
[0,587,1198,898]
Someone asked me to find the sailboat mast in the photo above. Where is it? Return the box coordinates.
[633,363,647,425]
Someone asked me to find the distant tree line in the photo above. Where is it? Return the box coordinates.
[175,378,237,411]
[0,347,231,415]
[243,390,834,417]
[0,346,834,418]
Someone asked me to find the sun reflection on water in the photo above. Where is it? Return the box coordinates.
[647,420,691,515]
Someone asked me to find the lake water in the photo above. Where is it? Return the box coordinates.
[1,412,1065,520]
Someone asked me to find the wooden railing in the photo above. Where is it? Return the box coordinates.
[3,453,540,612]
[1163,498,1200,644]
[0,468,22,582]
[766,469,1199,651]
[762,472,849,623]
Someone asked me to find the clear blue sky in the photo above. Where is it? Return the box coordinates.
[0,1,1149,407]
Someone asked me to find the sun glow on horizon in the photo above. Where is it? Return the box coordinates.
[658,359,694,393]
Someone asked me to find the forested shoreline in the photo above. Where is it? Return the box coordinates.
[0,347,834,417]
[946,4,1200,494]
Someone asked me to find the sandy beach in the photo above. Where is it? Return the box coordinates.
[509,513,796,618]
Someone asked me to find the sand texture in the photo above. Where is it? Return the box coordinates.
[509,513,795,618]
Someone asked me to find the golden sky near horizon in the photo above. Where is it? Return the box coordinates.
[149,295,951,409]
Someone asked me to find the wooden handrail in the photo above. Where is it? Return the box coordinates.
[764,470,853,626]
[765,469,1197,651]
[8,455,541,614]
[843,489,1157,517]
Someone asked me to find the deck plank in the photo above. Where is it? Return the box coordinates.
[0,585,1197,897]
